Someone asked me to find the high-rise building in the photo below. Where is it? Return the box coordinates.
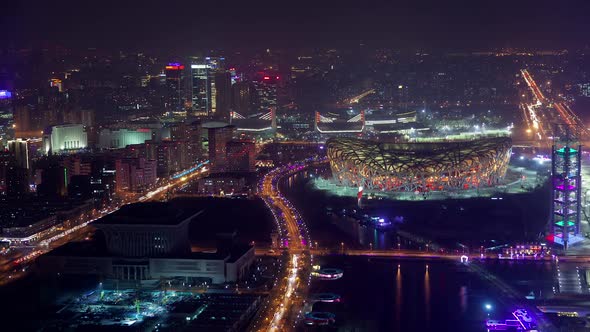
[231,82,258,117]
[7,138,30,169]
[226,140,256,172]
[205,122,235,173]
[215,71,232,120]
[0,151,14,194]
[190,57,226,117]
[36,163,67,198]
[5,162,29,198]
[165,63,185,113]
[13,104,32,136]
[146,140,190,176]
[190,64,210,116]
[253,74,278,114]
[188,121,203,163]
[115,157,157,193]
[80,109,95,127]
[62,156,92,183]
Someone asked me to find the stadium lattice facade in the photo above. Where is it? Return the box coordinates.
[326,137,512,192]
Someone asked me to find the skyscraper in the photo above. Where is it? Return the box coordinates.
[191,64,211,116]
[205,122,235,173]
[6,162,29,198]
[226,140,256,172]
[190,57,226,117]
[215,71,232,121]
[253,74,279,114]
[7,138,30,169]
[13,104,32,136]
[165,63,185,113]
[231,82,258,118]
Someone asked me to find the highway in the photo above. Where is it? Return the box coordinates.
[520,68,588,143]
[0,162,209,286]
[250,161,313,332]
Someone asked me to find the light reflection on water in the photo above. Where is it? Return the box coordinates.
[425,264,431,328]
[395,264,402,330]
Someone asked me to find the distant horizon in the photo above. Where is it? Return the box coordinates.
[2,0,590,51]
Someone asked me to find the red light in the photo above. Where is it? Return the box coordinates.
[276,76,279,80]
[263,76,270,80]
[165,65,184,70]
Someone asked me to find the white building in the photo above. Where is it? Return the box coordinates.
[43,124,87,154]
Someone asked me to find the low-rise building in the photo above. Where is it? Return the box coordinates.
[38,200,255,284]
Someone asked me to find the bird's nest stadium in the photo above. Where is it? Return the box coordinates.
[326,137,512,192]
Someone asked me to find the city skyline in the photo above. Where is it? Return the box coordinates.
[1,2,590,331]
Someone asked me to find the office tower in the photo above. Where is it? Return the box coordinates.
[0,151,12,194]
[115,157,157,193]
[188,121,203,163]
[13,104,32,135]
[36,163,67,198]
[190,57,226,117]
[253,74,278,114]
[5,162,29,198]
[226,140,256,172]
[215,71,232,120]
[231,82,258,118]
[7,139,30,169]
[80,109,95,127]
[191,64,210,116]
[62,155,92,183]
[165,63,185,113]
[206,123,235,173]
[145,140,189,176]
[168,122,189,141]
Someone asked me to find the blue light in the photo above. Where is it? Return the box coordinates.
[0,90,11,99]
[171,160,210,179]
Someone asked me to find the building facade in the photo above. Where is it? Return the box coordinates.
[44,124,88,154]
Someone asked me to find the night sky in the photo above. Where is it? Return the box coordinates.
[2,0,590,50]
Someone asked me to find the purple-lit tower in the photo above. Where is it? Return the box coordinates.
[550,127,583,250]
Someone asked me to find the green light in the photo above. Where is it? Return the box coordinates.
[556,147,578,155]
[555,220,575,227]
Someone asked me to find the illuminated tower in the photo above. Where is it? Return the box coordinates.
[550,126,583,250]
[190,57,226,117]
[165,63,184,113]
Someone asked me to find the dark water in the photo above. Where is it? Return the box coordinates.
[303,256,503,332]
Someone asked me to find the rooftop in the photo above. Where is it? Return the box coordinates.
[95,201,204,226]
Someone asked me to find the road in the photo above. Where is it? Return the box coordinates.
[0,161,209,286]
[520,68,588,143]
[250,161,313,332]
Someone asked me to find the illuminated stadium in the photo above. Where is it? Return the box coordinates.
[326,137,512,192]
